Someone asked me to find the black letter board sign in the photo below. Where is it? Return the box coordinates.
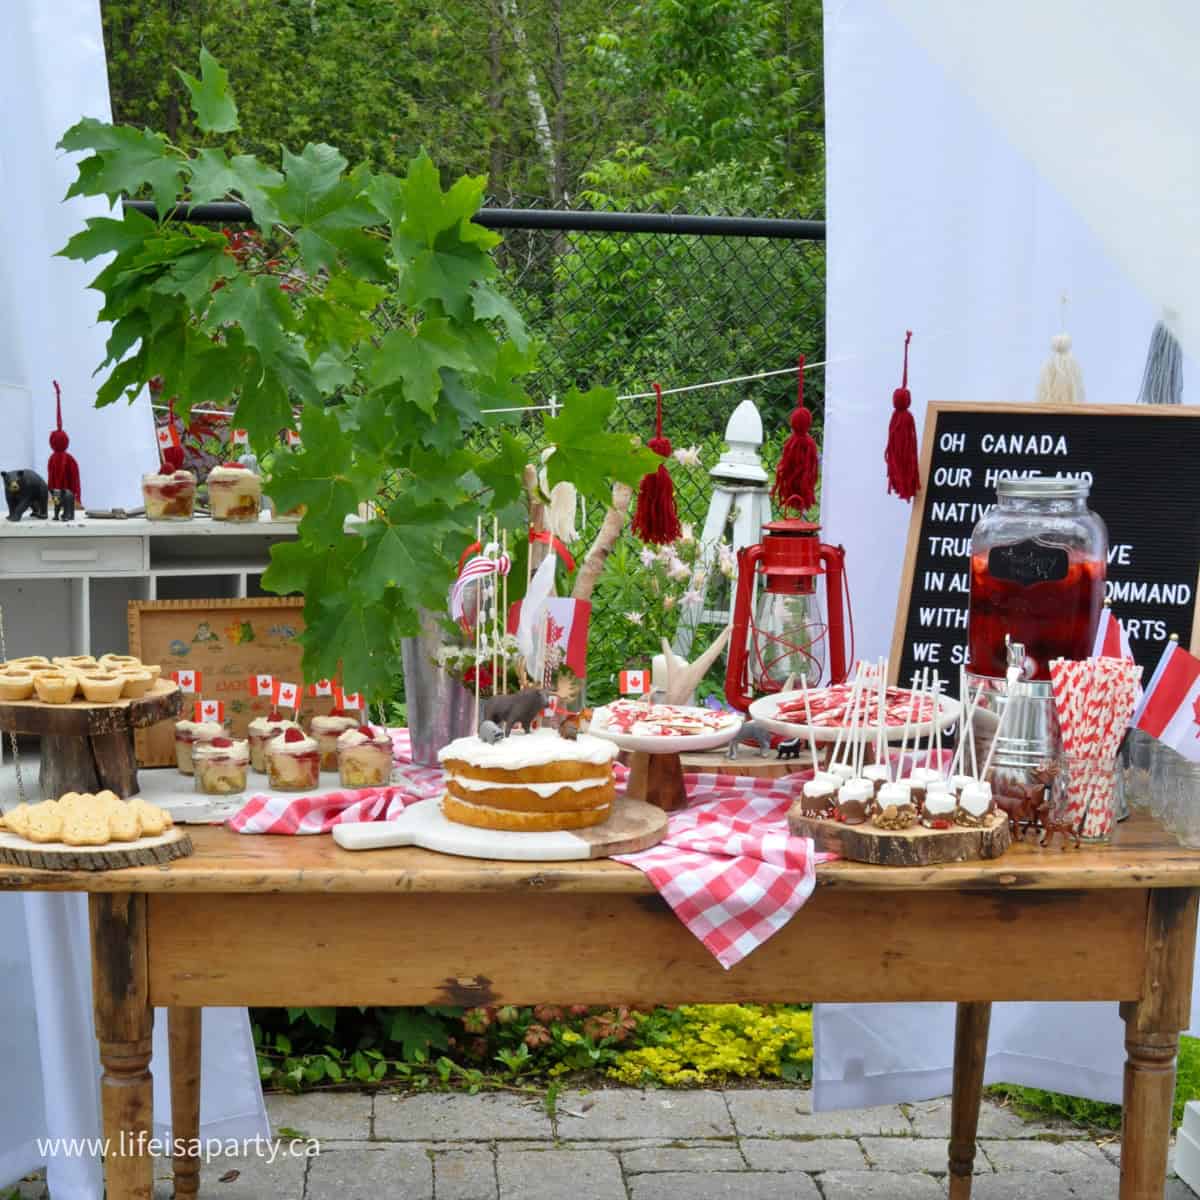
[890,402,1200,691]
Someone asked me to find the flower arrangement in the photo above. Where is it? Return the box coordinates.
[434,633,523,696]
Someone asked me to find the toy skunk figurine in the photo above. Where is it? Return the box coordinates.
[776,737,803,761]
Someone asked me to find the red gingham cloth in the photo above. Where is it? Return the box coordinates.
[613,771,827,969]
[228,728,828,968]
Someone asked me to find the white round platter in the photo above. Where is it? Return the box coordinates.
[749,689,962,744]
[588,707,742,755]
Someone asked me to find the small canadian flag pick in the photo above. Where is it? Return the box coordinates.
[308,679,333,697]
[285,430,301,448]
[195,699,224,723]
[619,669,647,695]
[338,690,364,711]
[274,680,300,710]
[172,669,201,694]
[156,425,175,450]
[232,428,249,446]
[542,695,562,719]
[250,673,274,697]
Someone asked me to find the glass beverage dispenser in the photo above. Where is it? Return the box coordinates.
[965,477,1107,798]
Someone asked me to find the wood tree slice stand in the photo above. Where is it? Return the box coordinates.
[680,749,815,779]
[0,680,181,800]
[0,827,193,871]
[790,807,1012,866]
[624,751,688,812]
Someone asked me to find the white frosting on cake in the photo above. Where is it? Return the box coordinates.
[438,729,618,769]
[877,781,912,808]
[960,782,991,817]
[924,789,958,817]
[448,774,607,796]
[193,739,250,765]
[268,731,318,755]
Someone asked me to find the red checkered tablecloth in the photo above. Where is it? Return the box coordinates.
[229,729,827,968]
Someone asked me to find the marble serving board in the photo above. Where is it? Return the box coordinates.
[332,796,668,861]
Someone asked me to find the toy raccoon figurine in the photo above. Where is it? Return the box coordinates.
[3,469,49,522]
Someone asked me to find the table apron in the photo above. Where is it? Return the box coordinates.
[146,887,1149,1008]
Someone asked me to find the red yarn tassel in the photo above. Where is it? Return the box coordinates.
[632,383,681,545]
[771,355,819,512]
[885,331,920,501]
[46,380,82,504]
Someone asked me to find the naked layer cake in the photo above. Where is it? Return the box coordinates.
[438,729,619,832]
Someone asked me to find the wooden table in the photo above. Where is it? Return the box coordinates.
[0,813,1196,1200]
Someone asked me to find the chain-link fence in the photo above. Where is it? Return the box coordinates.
[484,205,827,541]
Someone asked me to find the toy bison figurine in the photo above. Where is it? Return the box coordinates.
[481,687,549,737]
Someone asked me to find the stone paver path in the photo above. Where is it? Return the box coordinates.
[10,1087,1200,1198]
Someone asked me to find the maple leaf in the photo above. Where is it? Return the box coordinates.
[543,385,660,498]
[175,47,239,134]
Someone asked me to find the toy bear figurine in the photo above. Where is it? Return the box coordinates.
[51,489,76,522]
[3,470,49,521]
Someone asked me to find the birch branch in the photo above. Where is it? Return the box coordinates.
[571,482,632,601]
[499,0,558,195]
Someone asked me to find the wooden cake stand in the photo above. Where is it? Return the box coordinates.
[789,807,1012,866]
[0,680,181,800]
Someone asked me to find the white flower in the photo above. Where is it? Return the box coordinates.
[663,595,677,611]
[719,558,736,579]
[673,445,702,468]
[679,522,695,543]
[639,547,658,569]
[668,557,692,582]
[681,588,703,607]
[658,544,676,565]
[624,611,644,625]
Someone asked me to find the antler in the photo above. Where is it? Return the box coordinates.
[660,625,733,705]
[555,673,581,703]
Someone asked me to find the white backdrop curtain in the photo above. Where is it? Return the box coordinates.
[816,0,1197,1109]
[0,3,268,1195]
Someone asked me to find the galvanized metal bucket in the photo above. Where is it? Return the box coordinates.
[965,673,1062,802]
[401,610,478,766]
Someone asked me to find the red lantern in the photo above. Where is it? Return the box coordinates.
[724,519,851,711]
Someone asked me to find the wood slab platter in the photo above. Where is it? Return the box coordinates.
[789,806,1012,866]
[680,749,815,778]
[333,796,667,861]
[0,826,193,871]
[0,678,180,736]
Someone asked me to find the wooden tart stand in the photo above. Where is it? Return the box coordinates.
[789,808,1012,866]
[0,680,181,800]
[0,827,192,871]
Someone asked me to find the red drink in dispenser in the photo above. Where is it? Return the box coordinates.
[968,553,1104,679]
[967,477,1107,679]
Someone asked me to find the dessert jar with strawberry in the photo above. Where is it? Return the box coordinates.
[193,737,251,795]
[142,467,197,520]
[337,726,394,788]
[174,719,226,775]
[266,727,321,791]
[311,712,360,771]
[247,712,301,772]
[206,463,262,522]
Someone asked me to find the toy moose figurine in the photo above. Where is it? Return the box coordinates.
[995,761,1061,841]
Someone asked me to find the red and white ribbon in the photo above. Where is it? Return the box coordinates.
[450,551,512,622]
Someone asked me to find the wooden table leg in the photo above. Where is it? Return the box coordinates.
[169,1007,203,1200]
[947,1000,991,1200]
[89,894,154,1200]
[1119,887,1199,1200]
